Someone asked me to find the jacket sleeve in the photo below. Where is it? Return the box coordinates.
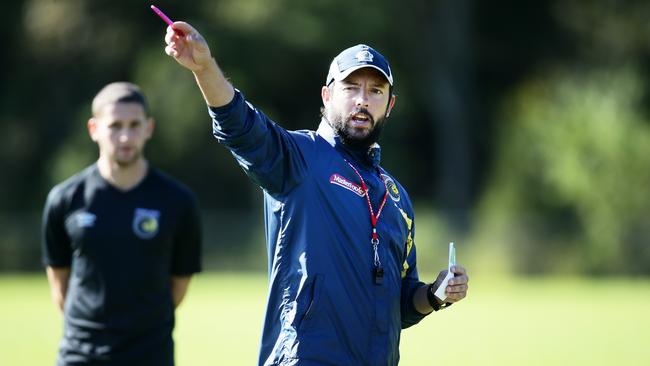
[208,90,313,195]
[399,203,429,328]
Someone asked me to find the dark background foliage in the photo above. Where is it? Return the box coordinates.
[2,0,649,274]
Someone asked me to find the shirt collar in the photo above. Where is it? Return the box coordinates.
[317,119,382,168]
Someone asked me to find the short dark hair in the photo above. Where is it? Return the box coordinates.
[92,82,149,117]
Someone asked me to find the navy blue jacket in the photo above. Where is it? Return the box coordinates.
[209,91,428,366]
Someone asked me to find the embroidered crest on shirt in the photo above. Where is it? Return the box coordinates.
[329,174,365,197]
[132,208,160,239]
[381,174,400,202]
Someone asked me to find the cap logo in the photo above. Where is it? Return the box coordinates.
[355,50,374,63]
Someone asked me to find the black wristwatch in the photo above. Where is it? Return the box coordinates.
[427,283,451,311]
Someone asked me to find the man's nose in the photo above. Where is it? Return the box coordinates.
[354,90,369,107]
[118,129,131,142]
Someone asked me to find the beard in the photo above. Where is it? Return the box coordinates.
[327,107,386,149]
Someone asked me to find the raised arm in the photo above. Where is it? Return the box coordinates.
[164,22,235,108]
[161,21,314,195]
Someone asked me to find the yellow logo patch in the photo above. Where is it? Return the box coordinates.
[381,174,400,202]
[132,208,160,240]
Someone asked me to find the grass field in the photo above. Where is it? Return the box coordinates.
[2,273,649,365]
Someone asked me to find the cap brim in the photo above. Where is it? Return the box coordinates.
[330,64,394,86]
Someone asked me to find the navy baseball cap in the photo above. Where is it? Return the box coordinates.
[326,44,394,86]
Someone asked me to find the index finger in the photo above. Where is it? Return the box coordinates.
[450,265,466,276]
[169,21,197,35]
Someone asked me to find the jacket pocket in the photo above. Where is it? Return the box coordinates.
[298,274,323,331]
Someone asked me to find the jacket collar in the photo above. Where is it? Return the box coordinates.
[317,119,381,168]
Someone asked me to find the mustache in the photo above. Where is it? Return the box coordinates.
[347,108,374,123]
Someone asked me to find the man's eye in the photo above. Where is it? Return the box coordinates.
[371,89,384,95]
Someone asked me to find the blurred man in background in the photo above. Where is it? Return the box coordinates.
[41,82,202,366]
[163,21,468,366]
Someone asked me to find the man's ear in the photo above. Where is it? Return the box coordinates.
[87,118,98,142]
[321,85,332,106]
[145,118,155,140]
[386,94,396,117]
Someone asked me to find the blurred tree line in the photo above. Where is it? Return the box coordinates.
[1,0,649,275]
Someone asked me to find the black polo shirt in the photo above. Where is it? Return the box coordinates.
[42,164,202,366]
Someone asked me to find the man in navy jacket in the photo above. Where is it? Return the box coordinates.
[163,22,469,366]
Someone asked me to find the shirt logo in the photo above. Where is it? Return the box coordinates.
[73,212,96,228]
[381,174,400,202]
[330,174,365,197]
[132,208,160,240]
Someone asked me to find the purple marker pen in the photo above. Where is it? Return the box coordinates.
[150,5,184,35]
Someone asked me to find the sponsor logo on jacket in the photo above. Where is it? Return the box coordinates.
[329,174,365,197]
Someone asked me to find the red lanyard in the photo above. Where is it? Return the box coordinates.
[345,160,389,284]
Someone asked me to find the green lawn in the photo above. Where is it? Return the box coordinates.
[2,273,649,365]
